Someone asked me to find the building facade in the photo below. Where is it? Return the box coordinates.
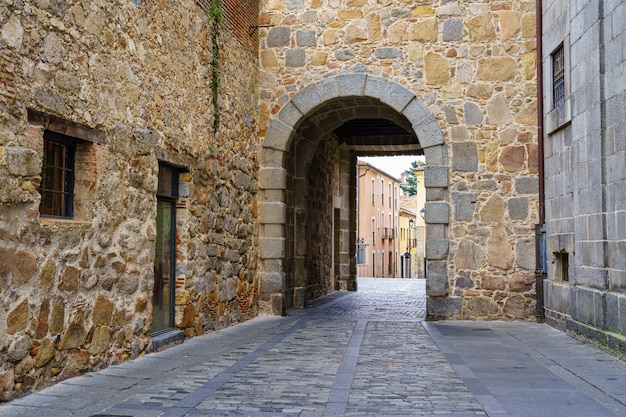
[0,0,260,401]
[356,161,400,278]
[541,1,626,353]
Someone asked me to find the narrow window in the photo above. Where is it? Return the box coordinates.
[371,179,375,205]
[556,251,569,282]
[381,180,385,205]
[40,131,76,218]
[552,44,565,113]
[372,253,376,277]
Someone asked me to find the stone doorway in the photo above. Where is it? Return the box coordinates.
[258,74,450,317]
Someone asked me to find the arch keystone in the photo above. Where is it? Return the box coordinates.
[336,73,367,97]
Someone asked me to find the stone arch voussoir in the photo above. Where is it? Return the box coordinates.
[260,73,452,317]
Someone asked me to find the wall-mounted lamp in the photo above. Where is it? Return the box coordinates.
[419,208,425,219]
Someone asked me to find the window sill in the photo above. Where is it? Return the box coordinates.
[40,217,91,227]
[546,99,572,135]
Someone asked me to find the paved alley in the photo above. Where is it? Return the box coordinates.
[1,278,625,417]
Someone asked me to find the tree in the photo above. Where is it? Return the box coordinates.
[400,160,425,196]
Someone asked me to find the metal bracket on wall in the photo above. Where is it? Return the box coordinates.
[249,24,275,36]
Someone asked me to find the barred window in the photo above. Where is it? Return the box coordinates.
[40,131,76,218]
[552,44,565,112]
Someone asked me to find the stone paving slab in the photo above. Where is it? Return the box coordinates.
[1,278,625,417]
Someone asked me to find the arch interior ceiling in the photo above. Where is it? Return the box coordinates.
[299,97,424,157]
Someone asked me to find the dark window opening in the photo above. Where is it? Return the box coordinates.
[552,44,565,112]
[555,251,569,282]
[40,131,76,218]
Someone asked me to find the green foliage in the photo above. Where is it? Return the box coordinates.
[400,160,426,196]
[208,0,224,134]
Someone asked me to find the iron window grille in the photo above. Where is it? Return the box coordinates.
[552,44,565,112]
[40,131,76,218]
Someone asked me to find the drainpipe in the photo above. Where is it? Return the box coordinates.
[535,0,546,323]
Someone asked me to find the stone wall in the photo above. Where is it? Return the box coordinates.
[258,0,539,319]
[304,135,339,301]
[542,1,626,354]
[0,0,259,401]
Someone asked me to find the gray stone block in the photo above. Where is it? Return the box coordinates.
[335,49,355,61]
[383,81,416,112]
[259,237,286,259]
[259,202,286,224]
[285,48,305,67]
[291,83,323,115]
[264,119,294,151]
[426,274,449,296]
[463,102,483,124]
[423,144,448,165]
[285,0,304,8]
[374,47,403,59]
[514,177,539,194]
[271,293,284,316]
[426,238,449,259]
[402,96,432,126]
[413,117,445,148]
[426,187,448,202]
[507,197,528,220]
[443,105,458,124]
[316,77,340,101]
[571,286,595,326]
[424,202,449,224]
[267,27,291,47]
[606,292,619,333]
[296,30,316,47]
[424,165,448,188]
[261,148,284,168]
[442,18,463,41]
[260,271,284,294]
[515,238,535,270]
[364,75,389,99]
[451,142,478,172]
[336,73,367,97]
[427,296,462,317]
[278,102,304,127]
[452,192,477,221]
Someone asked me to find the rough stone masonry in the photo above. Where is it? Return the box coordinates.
[0,0,259,401]
[257,0,539,318]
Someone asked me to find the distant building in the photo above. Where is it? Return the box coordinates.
[356,161,400,278]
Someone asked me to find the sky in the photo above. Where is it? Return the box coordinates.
[359,156,425,180]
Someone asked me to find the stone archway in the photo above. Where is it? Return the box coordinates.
[258,74,452,316]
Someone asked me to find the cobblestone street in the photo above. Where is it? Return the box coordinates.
[2,278,626,417]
